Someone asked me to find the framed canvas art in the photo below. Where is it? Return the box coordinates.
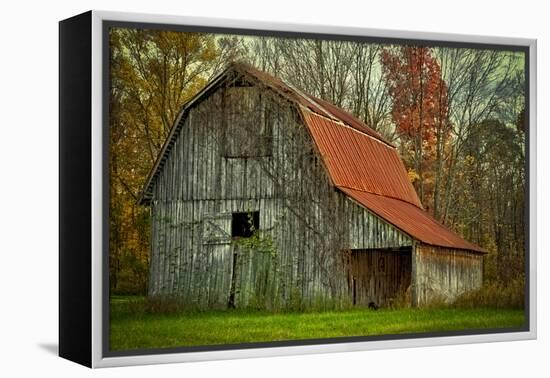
[59,10,537,368]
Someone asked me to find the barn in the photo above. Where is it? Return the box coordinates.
[139,62,486,309]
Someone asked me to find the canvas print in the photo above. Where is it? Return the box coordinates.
[108,25,527,353]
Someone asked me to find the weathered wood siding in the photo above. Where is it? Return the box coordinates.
[148,82,413,309]
[342,197,412,250]
[412,244,483,306]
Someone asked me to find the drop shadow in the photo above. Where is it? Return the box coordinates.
[38,343,59,356]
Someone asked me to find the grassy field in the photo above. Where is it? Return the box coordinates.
[109,296,525,351]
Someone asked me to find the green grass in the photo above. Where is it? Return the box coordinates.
[109,296,525,351]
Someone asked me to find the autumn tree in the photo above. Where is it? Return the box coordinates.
[109,28,244,293]
[381,46,449,209]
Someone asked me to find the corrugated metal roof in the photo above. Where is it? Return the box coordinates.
[309,96,394,147]
[301,110,422,208]
[340,187,487,253]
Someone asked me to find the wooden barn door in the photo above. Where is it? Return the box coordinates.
[349,249,411,307]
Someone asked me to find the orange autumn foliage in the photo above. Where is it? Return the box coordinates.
[381,46,450,209]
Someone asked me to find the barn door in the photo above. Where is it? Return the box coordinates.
[201,213,233,308]
[349,249,412,308]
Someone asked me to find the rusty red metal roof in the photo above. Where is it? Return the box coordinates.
[340,187,487,253]
[301,110,422,208]
[309,96,394,147]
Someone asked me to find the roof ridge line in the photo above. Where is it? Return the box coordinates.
[310,95,395,148]
[336,185,424,210]
[285,83,339,120]
[302,107,397,149]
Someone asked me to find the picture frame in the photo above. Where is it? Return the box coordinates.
[59,10,537,368]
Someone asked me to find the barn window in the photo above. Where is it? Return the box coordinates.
[231,211,260,238]
[222,86,273,158]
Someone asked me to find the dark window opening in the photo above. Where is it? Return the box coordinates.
[231,211,259,238]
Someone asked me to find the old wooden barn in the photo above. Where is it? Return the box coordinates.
[139,62,486,309]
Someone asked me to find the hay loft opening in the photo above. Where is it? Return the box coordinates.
[231,211,259,238]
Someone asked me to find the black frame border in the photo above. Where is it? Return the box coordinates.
[59,11,93,367]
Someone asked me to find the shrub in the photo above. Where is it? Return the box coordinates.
[452,277,525,309]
